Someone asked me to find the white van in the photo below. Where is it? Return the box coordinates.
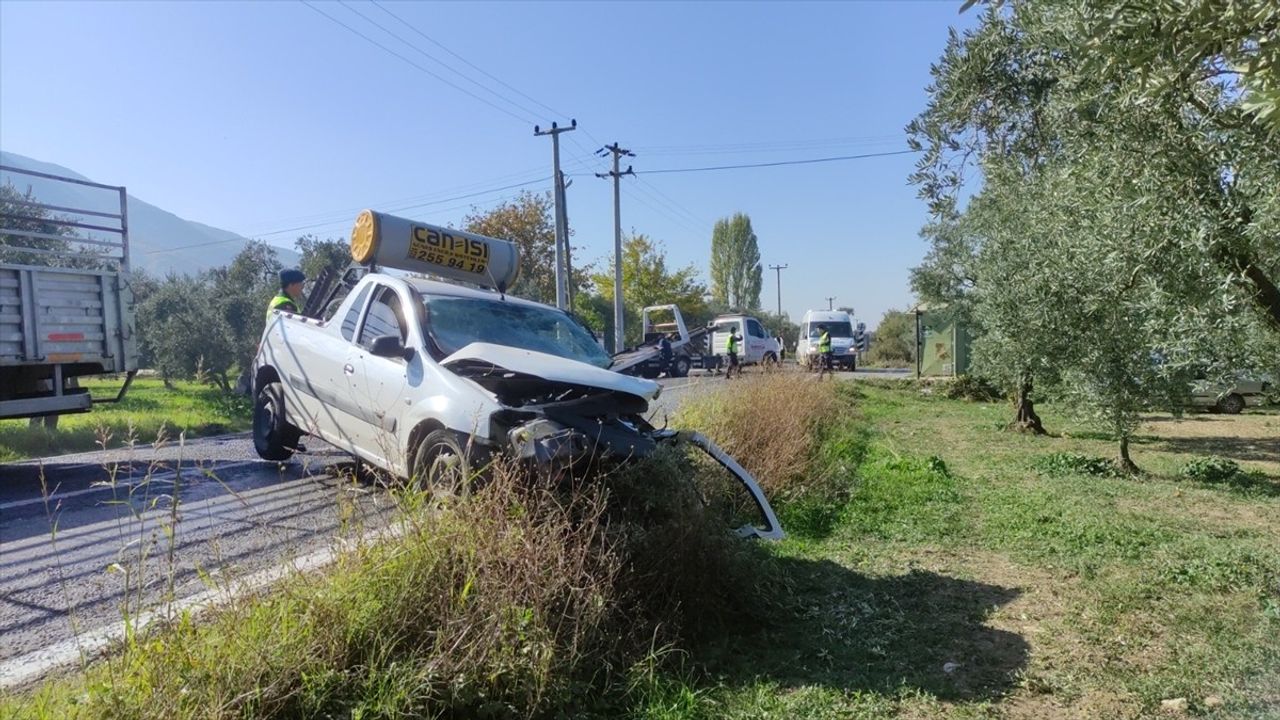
[796,309,857,371]
[710,314,781,367]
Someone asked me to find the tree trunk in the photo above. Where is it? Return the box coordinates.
[1009,375,1046,434]
[1117,434,1140,475]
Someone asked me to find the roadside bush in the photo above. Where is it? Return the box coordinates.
[675,373,843,505]
[1034,452,1119,478]
[1179,456,1254,485]
[15,457,766,719]
[944,374,1003,402]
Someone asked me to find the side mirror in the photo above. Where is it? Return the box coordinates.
[369,334,414,361]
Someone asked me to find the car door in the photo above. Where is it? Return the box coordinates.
[348,285,414,469]
[746,319,768,363]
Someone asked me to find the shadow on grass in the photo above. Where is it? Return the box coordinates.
[695,555,1028,703]
[1155,436,1280,465]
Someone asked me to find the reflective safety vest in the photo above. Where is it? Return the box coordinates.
[818,331,832,353]
[266,293,297,321]
[726,333,739,354]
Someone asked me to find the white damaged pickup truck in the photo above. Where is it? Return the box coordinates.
[253,210,782,539]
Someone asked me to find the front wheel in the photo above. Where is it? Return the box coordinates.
[1217,393,1246,415]
[253,381,301,461]
[411,429,474,500]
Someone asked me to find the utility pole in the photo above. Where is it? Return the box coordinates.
[826,296,835,310]
[534,119,576,309]
[596,142,635,353]
[768,264,788,318]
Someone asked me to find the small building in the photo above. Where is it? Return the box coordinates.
[912,303,971,378]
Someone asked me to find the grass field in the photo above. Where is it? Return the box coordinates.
[0,377,251,462]
[643,382,1280,719]
[3,377,1277,718]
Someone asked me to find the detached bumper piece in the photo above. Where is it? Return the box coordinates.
[661,430,785,541]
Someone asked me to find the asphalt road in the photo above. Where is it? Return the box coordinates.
[0,368,907,685]
[0,375,722,682]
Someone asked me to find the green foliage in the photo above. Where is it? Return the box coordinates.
[1034,452,1119,478]
[708,213,762,312]
[863,309,915,366]
[463,191,589,305]
[135,275,238,389]
[590,234,707,350]
[207,240,283,385]
[1179,456,1244,485]
[944,374,1001,402]
[293,234,350,280]
[908,0,1280,458]
[0,182,105,268]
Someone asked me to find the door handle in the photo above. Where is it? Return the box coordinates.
[343,363,355,375]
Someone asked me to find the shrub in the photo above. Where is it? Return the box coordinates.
[944,374,1003,402]
[674,373,843,504]
[1179,456,1243,484]
[1033,452,1119,478]
[15,457,767,719]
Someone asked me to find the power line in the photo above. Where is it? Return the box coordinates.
[144,177,550,255]
[336,0,545,123]
[298,0,536,125]
[370,0,570,121]
[633,175,707,228]
[636,134,903,153]
[637,149,919,175]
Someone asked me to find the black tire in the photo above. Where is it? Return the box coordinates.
[1217,393,1246,415]
[672,356,691,378]
[763,352,778,369]
[640,365,661,380]
[411,429,473,499]
[253,381,300,461]
[29,414,58,430]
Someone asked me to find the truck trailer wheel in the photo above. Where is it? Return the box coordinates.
[253,381,301,461]
[672,356,691,378]
[411,429,473,500]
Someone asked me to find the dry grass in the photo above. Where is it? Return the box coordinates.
[675,374,846,501]
[4,453,769,720]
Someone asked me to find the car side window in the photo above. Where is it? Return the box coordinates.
[358,287,407,349]
[748,320,765,338]
[340,285,372,341]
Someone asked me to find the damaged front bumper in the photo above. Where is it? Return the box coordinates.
[499,414,784,541]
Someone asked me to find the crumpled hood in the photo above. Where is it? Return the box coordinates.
[442,342,660,400]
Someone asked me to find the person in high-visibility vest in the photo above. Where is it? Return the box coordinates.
[817,323,833,379]
[724,327,742,379]
[266,269,306,322]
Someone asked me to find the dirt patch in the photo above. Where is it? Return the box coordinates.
[1140,412,1280,474]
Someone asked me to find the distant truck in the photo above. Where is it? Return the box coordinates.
[0,165,137,425]
[796,309,857,371]
[709,314,782,367]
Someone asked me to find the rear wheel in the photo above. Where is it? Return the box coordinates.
[253,381,300,461]
[672,356,691,378]
[411,429,473,500]
[1217,393,1246,415]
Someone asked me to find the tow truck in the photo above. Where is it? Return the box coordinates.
[610,304,716,378]
[252,210,782,539]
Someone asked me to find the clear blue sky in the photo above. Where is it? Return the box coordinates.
[0,0,974,328]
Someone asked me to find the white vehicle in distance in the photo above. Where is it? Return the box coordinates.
[252,210,783,539]
[709,314,781,367]
[1189,378,1271,414]
[796,309,857,371]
